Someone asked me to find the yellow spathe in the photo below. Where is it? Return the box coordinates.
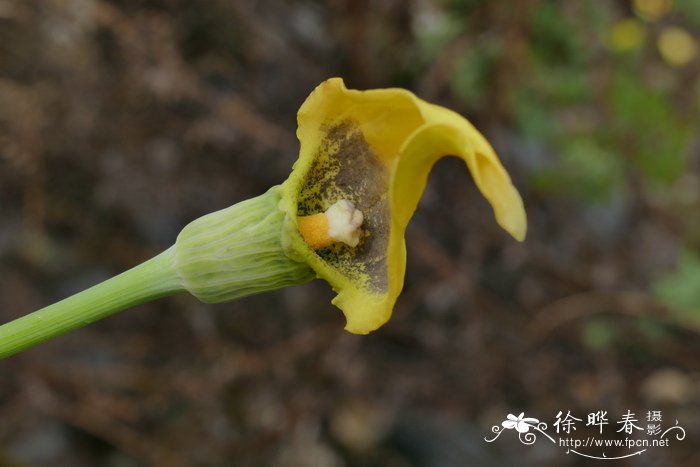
[280,78,526,334]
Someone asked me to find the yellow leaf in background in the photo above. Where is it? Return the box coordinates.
[633,0,673,22]
[608,18,646,53]
[658,26,698,67]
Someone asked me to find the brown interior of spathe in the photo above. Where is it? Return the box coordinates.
[296,120,390,293]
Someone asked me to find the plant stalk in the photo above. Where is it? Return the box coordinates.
[0,246,183,359]
[0,187,317,359]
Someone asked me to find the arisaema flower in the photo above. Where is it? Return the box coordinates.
[0,78,525,358]
[279,78,526,334]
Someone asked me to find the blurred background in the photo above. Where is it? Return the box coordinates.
[1,0,699,465]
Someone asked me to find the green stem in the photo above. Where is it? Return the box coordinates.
[0,187,316,358]
[0,246,184,359]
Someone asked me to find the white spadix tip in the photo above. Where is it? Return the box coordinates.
[326,200,364,247]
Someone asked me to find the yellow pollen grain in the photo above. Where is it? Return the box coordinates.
[298,213,334,250]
